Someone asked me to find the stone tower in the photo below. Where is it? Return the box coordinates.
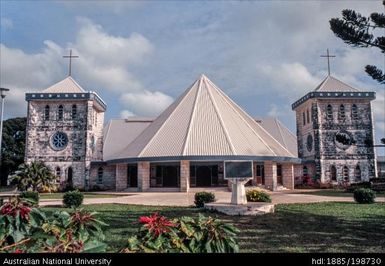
[25,77,106,190]
[292,75,377,183]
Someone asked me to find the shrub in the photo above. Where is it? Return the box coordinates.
[353,188,376,204]
[122,213,239,253]
[63,190,84,209]
[19,191,39,206]
[346,181,371,193]
[246,189,271,203]
[194,192,216,208]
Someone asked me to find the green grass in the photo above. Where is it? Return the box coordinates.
[40,192,125,200]
[42,202,385,253]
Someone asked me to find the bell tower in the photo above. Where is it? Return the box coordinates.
[24,77,106,190]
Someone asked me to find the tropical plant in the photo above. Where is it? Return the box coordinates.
[63,190,84,209]
[122,213,239,253]
[19,191,39,206]
[194,192,216,208]
[246,189,271,203]
[10,161,57,192]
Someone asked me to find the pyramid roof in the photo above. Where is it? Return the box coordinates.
[314,75,360,92]
[42,76,85,93]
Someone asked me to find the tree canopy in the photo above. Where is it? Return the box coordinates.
[1,117,26,186]
[330,9,385,84]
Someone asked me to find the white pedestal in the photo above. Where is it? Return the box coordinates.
[229,178,252,205]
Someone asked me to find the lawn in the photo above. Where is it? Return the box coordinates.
[42,202,385,253]
[39,192,125,200]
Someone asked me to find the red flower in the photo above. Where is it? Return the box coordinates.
[138,213,175,237]
[0,202,31,221]
[14,249,24,253]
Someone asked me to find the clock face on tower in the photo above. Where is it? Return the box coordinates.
[335,131,353,150]
[50,132,68,151]
[306,134,313,152]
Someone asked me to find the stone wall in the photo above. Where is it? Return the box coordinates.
[282,163,294,189]
[89,164,116,190]
[180,160,190,192]
[264,161,277,191]
[116,164,128,191]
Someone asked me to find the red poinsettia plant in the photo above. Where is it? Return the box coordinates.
[1,197,32,221]
[138,212,176,237]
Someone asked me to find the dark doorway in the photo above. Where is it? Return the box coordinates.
[67,167,73,187]
[162,166,179,187]
[196,166,212,187]
[127,164,138,187]
[277,164,283,185]
[256,164,265,185]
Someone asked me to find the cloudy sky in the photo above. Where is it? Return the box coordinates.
[1,0,384,153]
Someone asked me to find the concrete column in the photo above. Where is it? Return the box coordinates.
[115,164,128,191]
[138,161,150,191]
[264,161,277,191]
[180,160,190,192]
[282,163,294,190]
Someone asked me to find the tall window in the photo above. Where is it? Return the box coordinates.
[343,166,349,181]
[302,112,306,125]
[97,167,103,184]
[44,105,50,121]
[330,165,337,181]
[326,104,333,120]
[339,104,346,120]
[352,104,358,120]
[95,112,98,126]
[354,165,361,181]
[72,104,77,119]
[303,166,308,176]
[56,167,61,177]
[306,109,310,124]
[58,105,63,120]
[277,164,282,176]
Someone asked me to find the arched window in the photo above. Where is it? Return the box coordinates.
[306,109,310,124]
[354,165,361,181]
[343,166,349,181]
[302,112,306,125]
[72,104,77,119]
[330,165,337,181]
[56,167,61,177]
[327,104,333,120]
[352,104,358,120]
[44,105,50,121]
[339,104,346,120]
[58,105,63,120]
[97,167,103,184]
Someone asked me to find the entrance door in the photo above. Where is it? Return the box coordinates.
[162,166,179,187]
[277,165,283,185]
[256,164,265,185]
[196,166,211,187]
[127,164,138,187]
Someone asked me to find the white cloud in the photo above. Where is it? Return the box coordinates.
[0,18,13,30]
[120,110,135,118]
[0,17,173,118]
[120,91,173,116]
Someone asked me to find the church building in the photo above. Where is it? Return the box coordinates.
[24,72,377,192]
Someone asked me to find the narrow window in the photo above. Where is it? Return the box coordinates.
[339,104,345,120]
[327,104,333,120]
[97,167,103,184]
[95,112,98,126]
[352,104,358,120]
[277,165,282,176]
[302,112,306,125]
[303,166,308,176]
[56,167,61,177]
[44,105,50,121]
[72,104,77,119]
[330,165,337,181]
[306,109,310,124]
[354,165,361,181]
[343,166,349,181]
[58,105,63,120]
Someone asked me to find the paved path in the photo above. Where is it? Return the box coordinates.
[37,189,385,207]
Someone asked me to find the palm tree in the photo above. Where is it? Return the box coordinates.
[10,161,57,191]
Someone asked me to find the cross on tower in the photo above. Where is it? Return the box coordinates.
[63,49,79,76]
[320,48,336,76]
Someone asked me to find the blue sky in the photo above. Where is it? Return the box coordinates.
[1,0,384,152]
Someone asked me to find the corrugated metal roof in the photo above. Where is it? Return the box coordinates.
[42,76,85,93]
[108,75,295,161]
[314,75,360,92]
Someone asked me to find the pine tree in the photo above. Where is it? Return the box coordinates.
[330,9,385,84]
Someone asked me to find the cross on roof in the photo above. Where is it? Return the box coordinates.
[320,48,336,76]
[63,49,79,76]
